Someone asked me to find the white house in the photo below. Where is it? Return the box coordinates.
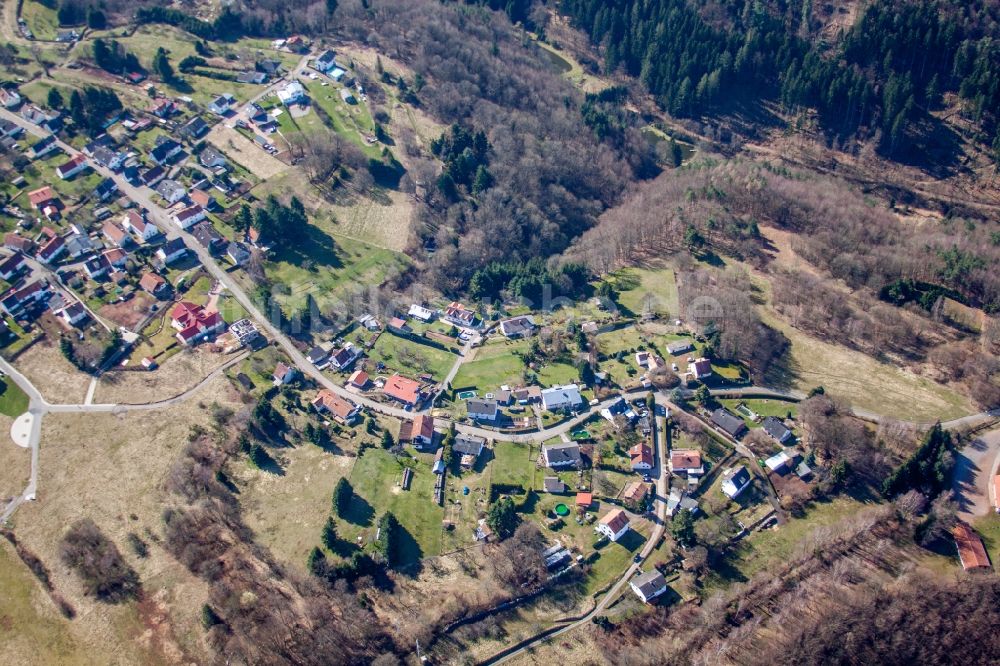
[541,384,582,412]
[542,441,581,469]
[689,357,712,379]
[277,81,306,105]
[499,315,535,339]
[123,211,159,242]
[596,509,630,542]
[721,465,752,500]
[208,94,236,115]
[408,304,435,322]
[630,570,668,603]
[56,154,88,180]
[272,362,297,386]
[172,205,206,230]
[466,398,499,421]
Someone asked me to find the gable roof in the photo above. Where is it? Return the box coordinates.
[762,416,792,441]
[953,522,991,571]
[622,480,648,504]
[383,374,422,404]
[629,443,653,467]
[599,508,629,534]
[631,570,666,598]
[28,186,57,208]
[139,272,166,292]
[311,389,358,420]
[670,449,702,471]
[711,408,748,438]
[454,433,486,456]
[543,441,581,466]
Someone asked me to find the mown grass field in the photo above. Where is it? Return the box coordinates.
[0,376,30,417]
[452,339,529,391]
[607,263,680,318]
[367,332,457,382]
[491,442,537,491]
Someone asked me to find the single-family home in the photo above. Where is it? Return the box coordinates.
[721,465,752,500]
[171,301,225,345]
[0,87,22,109]
[0,119,22,138]
[63,234,93,259]
[102,248,128,269]
[150,139,182,165]
[541,384,582,412]
[256,59,282,76]
[55,154,88,180]
[139,272,168,296]
[92,177,118,201]
[328,344,361,371]
[764,450,794,474]
[629,443,654,470]
[155,179,186,205]
[272,362,297,386]
[762,416,793,444]
[311,389,361,425]
[156,237,188,265]
[576,492,593,508]
[666,340,694,356]
[208,94,236,116]
[513,385,542,404]
[29,135,58,158]
[83,255,111,279]
[383,374,423,407]
[56,301,88,327]
[466,398,499,422]
[670,449,704,477]
[405,414,435,448]
[236,70,268,84]
[666,487,700,517]
[172,205,206,230]
[122,211,159,242]
[622,480,649,507]
[952,522,991,571]
[91,146,126,171]
[0,253,25,281]
[630,570,668,603]
[148,98,174,118]
[443,301,476,328]
[198,146,227,170]
[339,88,356,104]
[408,304,435,322]
[1,280,50,316]
[191,221,225,253]
[596,508,630,542]
[4,234,35,255]
[499,315,535,339]
[141,165,166,187]
[189,188,217,210]
[36,235,66,264]
[226,241,251,266]
[312,50,337,73]
[330,67,347,82]
[454,433,486,469]
[711,407,748,439]
[277,81,306,105]
[689,357,712,379]
[543,476,566,493]
[56,29,79,43]
[306,346,329,368]
[542,441,581,469]
[349,369,369,389]
[178,116,209,140]
[388,316,410,333]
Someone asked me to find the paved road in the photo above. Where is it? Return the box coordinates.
[952,426,1000,521]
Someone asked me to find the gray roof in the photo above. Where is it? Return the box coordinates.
[542,476,565,493]
[632,570,666,598]
[723,466,751,493]
[711,408,747,438]
[543,441,581,466]
[466,398,498,415]
[667,340,694,354]
[762,416,792,442]
[454,433,486,456]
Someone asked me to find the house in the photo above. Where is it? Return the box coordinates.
[1,280,50,316]
[387,316,410,333]
[156,238,188,265]
[635,351,652,368]
[226,241,251,266]
[666,340,694,355]
[576,491,593,508]
[600,396,636,425]
[178,116,209,140]
[711,408,748,439]
[358,313,380,331]
[513,385,541,404]
[541,384,582,412]
[670,449,704,477]
[171,301,225,345]
[764,450,793,474]
[666,487,700,517]
[4,234,35,254]
[622,480,649,506]
[150,139,182,165]
[542,441,581,469]
[237,70,268,84]
[0,119,22,138]
[543,476,565,493]
[406,414,435,448]
[630,570,668,603]
[596,509,630,542]
[328,344,360,371]
[500,315,535,339]
[63,234,93,259]
[330,67,347,82]
[0,253,25,281]
[92,177,118,201]
[689,357,712,379]
[256,59,282,76]
[172,205,206,230]
[191,221,225,253]
[952,522,991,571]
[189,189,217,210]
[466,398,499,422]
[272,362,297,386]
[453,434,486,468]
[721,465,752,500]
[762,416,793,444]
[148,98,174,118]
[306,346,329,368]
[0,87,21,108]
[36,235,66,264]
[102,248,128,269]
[443,301,476,328]
[83,255,111,279]
[141,165,166,186]
[228,319,261,347]
[629,443,654,471]
[155,179,186,205]
[312,50,337,72]
[91,146,126,171]
[277,81,306,105]
[122,211,159,242]
[29,135,58,158]
[56,29,79,42]
[311,389,361,425]
[21,105,60,131]
[208,94,236,116]
[198,146,227,170]
[56,301,88,327]
[55,154,88,180]
[349,369,369,389]
[383,374,423,407]
[139,272,168,296]
[408,304,435,322]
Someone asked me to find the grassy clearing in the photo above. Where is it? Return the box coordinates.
[13,340,91,404]
[536,361,581,387]
[0,376,30,417]
[608,263,680,318]
[491,442,537,491]
[973,513,1000,568]
[452,339,529,391]
[718,398,797,426]
[595,327,647,357]
[532,39,608,94]
[367,333,457,382]
[21,0,59,41]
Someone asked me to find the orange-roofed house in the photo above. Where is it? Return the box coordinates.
[576,492,593,508]
[630,443,654,471]
[670,449,704,477]
[311,389,361,425]
[139,272,168,296]
[170,301,225,346]
[596,508,630,542]
[622,481,649,507]
[348,369,369,389]
[952,522,991,571]
[383,373,423,407]
[27,186,58,210]
[403,414,435,448]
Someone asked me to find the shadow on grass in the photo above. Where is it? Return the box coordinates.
[344,494,375,527]
[617,529,646,553]
[392,523,424,576]
[270,222,343,271]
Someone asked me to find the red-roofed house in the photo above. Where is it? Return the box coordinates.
[56,154,88,180]
[311,389,361,425]
[102,247,128,269]
[689,357,712,379]
[670,449,704,477]
[122,211,159,243]
[629,443,654,471]
[383,374,423,407]
[170,301,225,345]
[148,98,174,118]
[953,522,991,571]
[406,414,435,448]
[139,272,168,296]
[272,362,297,386]
[102,221,132,247]
[4,233,35,254]
[27,186,58,210]
[36,235,66,264]
[597,509,630,542]
[348,369,369,389]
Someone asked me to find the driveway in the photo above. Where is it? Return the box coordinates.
[952,426,1000,521]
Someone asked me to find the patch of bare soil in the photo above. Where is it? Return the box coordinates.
[94,347,235,405]
[98,292,155,331]
[14,340,91,404]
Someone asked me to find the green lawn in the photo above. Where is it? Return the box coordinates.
[491,442,537,492]
[973,513,1000,569]
[21,0,59,41]
[608,263,680,318]
[452,339,530,391]
[304,80,381,158]
[718,398,798,428]
[536,361,581,387]
[367,333,457,382]
[342,449,444,565]
[0,377,30,417]
[595,327,647,357]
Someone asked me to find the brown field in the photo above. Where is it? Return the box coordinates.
[98,293,156,331]
[0,374,242,665]
[14,340,91,404]
[93,347,235,405]
[327,188,414,252]
[206,124,290,180]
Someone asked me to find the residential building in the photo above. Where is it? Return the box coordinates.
[407,304,435,322]
[236,71,267,84]
[0,253,26,281]
[666,488,700,517]
[666,340,694,355]
[4,234,34,254]
[190,189,216,210]
[349,370,369,389]
[139,272,168,296]
[689,357,712,379]
[762,416,793,444]
[339,88,356,104]
[92,177,118,201]
[208,94,236,115]
[454,433,486,461]
[576,492,593,508]
[226,241,251,266]
[36,236,66,264]
[388,316,410,333]
[63,234,93,259]
[721,466,752,500]
[272,362,297,386]
[1,280,50,316]
[307,346,329,368]
[29,135,58,158]
[191,221,225,253]
[513,385,542,404]
[228,319,261,346]
[629,443,653,470]
[172,205,206,230]
[170,301,225,345]
[311,389,361,425]
[596,509,630,542]
[55,154,88,180]
[542,441,581,469]
[83,255,111,279]
[141,165,166,186]
[91,146,125,170]
[764,450,793,474]
[156,237,187,265]
[198,146,227,169]
[952,522,991,571]
[711,407,748,439]
[383,374,423,407]
[0,88,22,108]
[122,211,159,242]
[405,414,435,448]
[328,344,360,371]
[670,449,704,477]
[178,116,209,140]
[543,477,565,493]
[0,119,22,138]
[443,301,476,327]
[56,301,88,327]
[622,480,649,506]
[541,384,582,412]
[148,98,174,118]
[155,179,186,204]
[277,81,306,105]
[150,139,182,165]
[466,398,499,421]
[102,248,127,269]
[630,570,668,603]
[499,315,535,338]
[312,50,337,72]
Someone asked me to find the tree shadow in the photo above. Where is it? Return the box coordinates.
[392,523,424,576]
[332,537,359,559]
[344,495,375,527]
[617,529,645,553]
[271,222,343,270]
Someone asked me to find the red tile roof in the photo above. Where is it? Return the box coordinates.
[630,443,653,467]
[599,508,630,534]
[171,301,223,342]
[139,272,166,293]
[576,492,593,507]
[953,522,991,571]
[349,369,368,388]
[411,414,434,441]
[27,186,57,208]
[383,374,422,405]
[671,449,702,471]
[622,481,648,504]
[311,389,358,421]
